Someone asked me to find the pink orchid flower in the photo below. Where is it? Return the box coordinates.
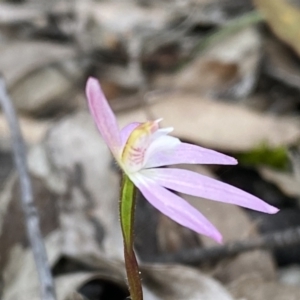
[86,77,279,243]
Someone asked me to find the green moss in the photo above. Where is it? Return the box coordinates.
[237,144,289,170]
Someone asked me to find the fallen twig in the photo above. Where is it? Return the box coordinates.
[0,77,57,300]
[150,226,300,265]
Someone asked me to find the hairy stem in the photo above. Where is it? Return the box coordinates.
[120,173,143,300]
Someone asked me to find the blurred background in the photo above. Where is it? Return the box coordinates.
[1,0,300,299]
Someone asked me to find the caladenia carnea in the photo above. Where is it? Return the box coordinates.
[86,77,279,300]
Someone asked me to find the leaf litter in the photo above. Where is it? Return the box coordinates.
[1,0,300,299]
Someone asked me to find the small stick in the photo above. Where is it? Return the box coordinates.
[0,77,57,300]
[151,226,300,265]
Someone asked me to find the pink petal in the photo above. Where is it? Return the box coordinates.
[142,168,279,214]
[144,142,237,169]
[120,122,140,149]
[86,77,121,155]
[131,174,222,242]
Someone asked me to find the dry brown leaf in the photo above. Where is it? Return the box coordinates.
[55,272,126,300]
[90,2,169,34]
[229,275,300,300]
[0,174,61,277]
[0,3,42,25]
[0,41,80,115]
[181,0,254,25]
[65,292,88,300]
[2,231,62,300]
[154,27,261,98]
[117,93,300,151]
[10,67,81,116]
[3,247,126,300]
[75,0,171,52]
[258,166,300,198]
[254,0,300,56]
[264,37,300,90]
[0,113,50,150]
[0,41,75,88]
[279,265,300,286]
[141,264,235,300]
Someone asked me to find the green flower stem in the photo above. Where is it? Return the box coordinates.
[120,173,143,300]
